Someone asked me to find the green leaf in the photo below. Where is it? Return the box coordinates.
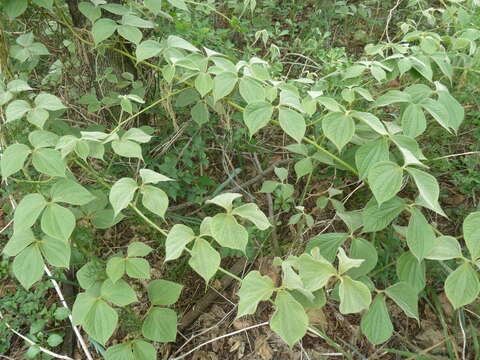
[34,93,66,111]
[306,233,349,262]
[337,248,364,274]
[148,279,183,305]
[206,193,242,211]
[29,130,58,148]
[92,18,118,44]
[1,143,31,179]
[77,261,103,290]
[194,73,213,97]
[348,238,378,278]
[322,112,355,151]
[4,0,28,18]
[213,72,237,103]
[243,101,274,137]
[402,103,426,138]
[83,298,118,345]
[32,148,66,177]
[406,208,436,262]
[125,257,151,279]
[360,295,393,344]
[421,98,451,132]
[12,244,44,289]
[270,291,308,348]
[437,90,464,132]
[237,271,275,318]
[132,340,156,360]
[50,179,95,205]
[396,252,425,293]
[112,139,143,159]
[117,25,142,44]
[41,204,76,241]
[13,193,46,232]
[109,178,138,215]
[139,169,173,184]
[47,334,63,347]
[142,307,177,342]
[122,14,154,29]
[407,167,445,216]
[426,236,462,260]
[167,0,188,11]
[165,224,195,261]
[92,209,124,229]
[101,279,138,307]
[106,341,155,360]
[27,107,50,128]
[445,263,480,309]
[127,242,152,257]
[141,185,169,218]
[339,276,372,314]
[239,77,265,104]
[39,236,71,268]
[374,90,411,107]
[362,196,405,233]
[106,257,126,284]
[297,253,337,292]
[463,212,480,260]
[123,128,151,143]
[105,343,134,360]
[355,138,389,180]
[391,135,426,167]
[368,161,403,205]
[188,238,220,283]
[3,228,35,256]
[191,101,209,125]
[231,203,270,230]
[385,282,419,320]
[136,40,162,62]
[167,35,199,52]
[78,2,101,22]
[6,100,31,122]
[351,111,387,135]
[144,0,162,14]
[210,213,248,251]
[343,64,367,79]
[72,293,96,325]
[278,107,305,143]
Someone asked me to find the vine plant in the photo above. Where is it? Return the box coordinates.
[1,0,480,358]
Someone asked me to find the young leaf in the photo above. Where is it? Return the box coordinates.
[270,291,308,348]
[445,263,480,309]
[78,2,101,22]
[136,40,162,62]
[348,238,378,278]
[297,253,337,292]
[396,252,425,293]
[39,235,71,268]
[463,212,480,260]
[351,111,387,135]
[12,244,44,289]
[210,214,248,251]
[239,77,266,104]
[139,169,173,184]
[306,233,349,262]
[3,228,35,257]
[142,307,177,342]
[148,279,183,306]
[368,161,403,205]
[1,143,31,179]
[406,167,445,217]
[106,257,126,284]
[231,203,271,230]
[337,248,364,274]
[355,138,389,180]
[322,112,355,151]
[141,185,169,218]
[34,93,66,111]
[191,102,209,125]
[406,208,436,262]
[117,25,143,44]
[188,238,220,283]
[109,178,138,215]
[339,275,372,314]
[13,193,46,232]
[213,72,237,103]
[385,282,419,320]
[50,179,95,205]
[6,100,31,122]
[92,18,118,44]
[41,204,76,241]
[194,73,213,98]
[237,271,275,318]
[111,139,143,159]
[127,242,152,257]
[360,295,393,344]
[32,148,66,177]
[425,236,462,260]
[27,108,49,128]
[206,192,242,212]
[101,279,138,307]
[243,101,274,137]
[278,107,305,143]
[165,224,195,261]
[125,257,151,279]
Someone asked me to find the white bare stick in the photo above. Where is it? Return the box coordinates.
[0,311,74,360]
[431,151,480,160]
[171,322,269,360]
[383,0,404,42]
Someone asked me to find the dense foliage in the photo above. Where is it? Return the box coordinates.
[1,0,480,358]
